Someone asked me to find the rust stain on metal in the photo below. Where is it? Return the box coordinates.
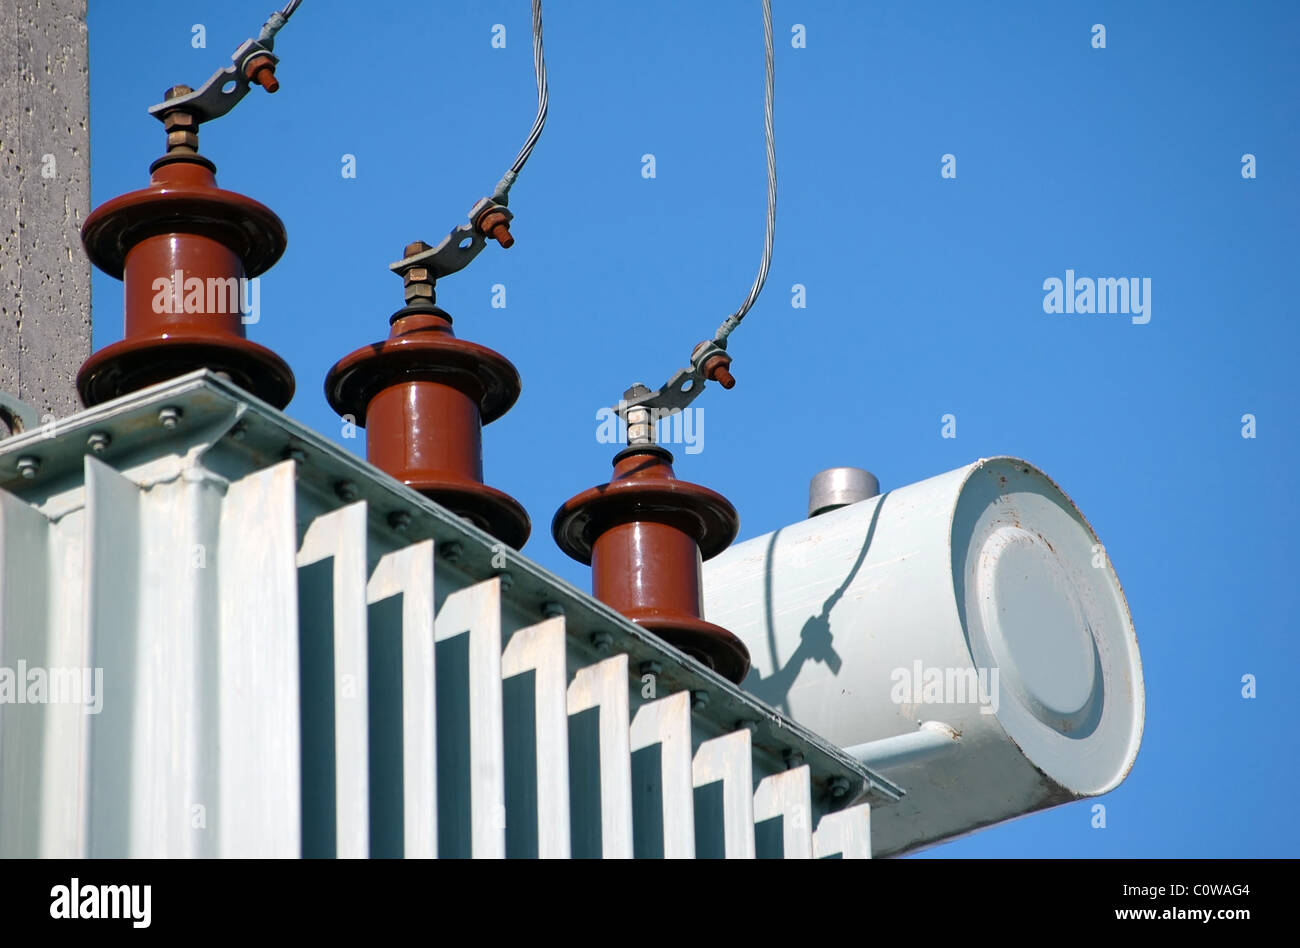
[243,54,279,93]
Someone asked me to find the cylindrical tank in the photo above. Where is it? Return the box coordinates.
[701,456,1144,856]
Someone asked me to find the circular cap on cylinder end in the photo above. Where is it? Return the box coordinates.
[952,457,1143,796]
[809,466,880,517]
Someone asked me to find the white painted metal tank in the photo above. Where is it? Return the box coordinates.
[702,456,1144,856]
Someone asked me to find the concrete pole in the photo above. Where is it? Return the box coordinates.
[0,0,91,431]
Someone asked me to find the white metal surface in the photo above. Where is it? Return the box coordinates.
[629,691,695,858]
[567,655,633,858]
[434,579,507,858]
[298,503,371,858]
[692,730,757,858]
[500,617,570,858]
[704,456,1144,856]
[366,540,438,858]
[0,371,888,858]
[753,766,813,859]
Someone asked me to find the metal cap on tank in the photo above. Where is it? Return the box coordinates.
[808,466,880,517]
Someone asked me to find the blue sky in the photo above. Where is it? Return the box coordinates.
[85,0,1299,856]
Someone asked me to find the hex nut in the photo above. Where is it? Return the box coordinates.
[166,130,199,151]
[404,283,435,303]
[162,111,197,133]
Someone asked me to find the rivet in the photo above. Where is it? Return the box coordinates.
[387,511,411,533]
[639,660,662,677]
[335,480,360,502]
[541,601,564,618]
[157,406,183,429]
[783,749,805,769]
[440,540,463,563]
[285,447,307,465]
[734,719,758,734]
[229,422,248,441]
[591,630,613,651]
[495,571,514,591]
[16,456,40,479]
[829,777,851,798]
[691,690,710,711]
[86,432,111,454]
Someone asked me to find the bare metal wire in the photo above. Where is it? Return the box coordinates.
[713,0,776,346]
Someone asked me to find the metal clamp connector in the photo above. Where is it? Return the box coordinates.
[390,199,516,283]
[614,339,737,426]
[147,1,300,126]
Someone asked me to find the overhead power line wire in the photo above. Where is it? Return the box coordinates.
[493,0,549,204]
[713,0,776,346]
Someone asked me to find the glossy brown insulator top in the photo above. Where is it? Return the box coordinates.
[553,445,750,684]
[324,304,530,550]
[78,152,294,409]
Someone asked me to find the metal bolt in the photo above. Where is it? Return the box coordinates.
[285,447,307,466]
[639,660,662,677]
[691,690,710,712]
[86,432,111,454]
[541,601,564,619]
[157,406,183,429]
[829,777,851,799]
[703,353,736,389]
[166,130,200,153]
[783,748,806,769]
[16,456,40,479]
[495,571,514,592]
[162,110,197,133]
[477,209,514,248]
[400,244,437,305]
[734,719,758,734]
[335,480,360,502]
[404,282,435,304]
[590,630,613,651]
[387,510,411,533]
[244,54,279,93]
[623,383,655,446]
[440,540,463,563]
[161,111,196,133]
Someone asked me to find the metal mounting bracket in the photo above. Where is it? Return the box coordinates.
[146,0,301,125]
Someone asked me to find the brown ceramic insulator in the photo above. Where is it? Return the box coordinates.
[78,153,294,408]
[325,305,531,549]
[553,445,750,684]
